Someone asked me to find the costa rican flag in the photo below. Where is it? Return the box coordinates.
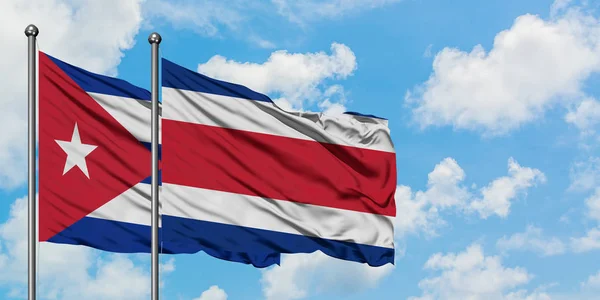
[38,52,160,252]
[160,58,397,267]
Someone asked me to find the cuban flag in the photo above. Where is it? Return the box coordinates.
[160,58,397,267]
[38,51,160,252]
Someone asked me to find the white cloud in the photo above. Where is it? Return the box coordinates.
[469,158,546,219]
[504,289,552,300]
[581,270,600,290]
[318,99,347,115]
[406,5,600,136]
[272,0,402,25]
[422,157,471,209]
[523,270,600,299]
[77,255,150,299]
[193,285,228,300]
[316,85,348,115]
[551,0,574,17]
[585,188,600,222]
[143,1,281,48]
[523,270,600,300]
[394,185,445,238]
[568,177,600,254]
[0,0,145,189]
[565,98,600,134]
[197,43,357,112]
[248,35,277,49]
[409,243,538,300]
[497,186,600,255]
[571,228,600,253]
[569,156,600,192]
[260,251,394,300]
[0,196,171,299]
[160,257,176,273]
[395,157,545,237]
[496,225,566,257]
[143,0,245,37]
[566,167,600,255]
[423,44,434,58]
[143,0,399,46]
[394,158,469,237]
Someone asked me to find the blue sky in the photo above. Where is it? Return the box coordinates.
[1,0,600,299]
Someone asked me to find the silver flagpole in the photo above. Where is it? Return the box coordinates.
[25,24,39,300]
[148,32,162,300]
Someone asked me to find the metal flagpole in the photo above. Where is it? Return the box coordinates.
[148,32,162,300]
[25,24,39,300]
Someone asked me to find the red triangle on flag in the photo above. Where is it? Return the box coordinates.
[38,52,151,242]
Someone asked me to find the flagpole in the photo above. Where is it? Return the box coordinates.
[148,32,162,300]
[25,24,39,300]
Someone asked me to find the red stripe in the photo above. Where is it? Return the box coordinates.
[163,120,396,216]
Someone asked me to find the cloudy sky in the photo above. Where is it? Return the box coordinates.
[1,0,600,299]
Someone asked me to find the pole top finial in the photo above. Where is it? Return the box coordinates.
[24,24,39,37]
[148,32,162,44]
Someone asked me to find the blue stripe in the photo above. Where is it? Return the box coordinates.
[138,141,161,185]
[140,171,161,185]
[140,142,161,160]
[162,215,394,268]
[47,216,154,253]
[47,216,277,267]
[45,53,151,101]
[162,58,273,102]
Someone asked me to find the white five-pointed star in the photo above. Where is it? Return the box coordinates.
[55,123,98,179]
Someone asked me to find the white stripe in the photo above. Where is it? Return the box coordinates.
[87,183,160,227]
[162,87,394,153]
[88,92,161,143]
[162,183,394,248]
